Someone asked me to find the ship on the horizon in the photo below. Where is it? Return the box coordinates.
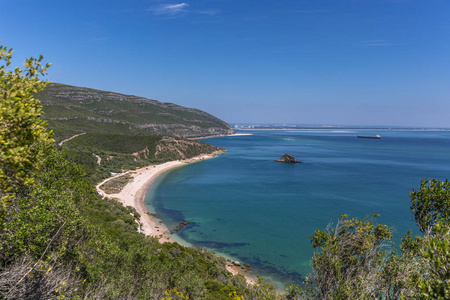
[357,134,381,139]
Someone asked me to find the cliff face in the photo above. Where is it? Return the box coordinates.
[38,83,234,139]
[154,136,224,160]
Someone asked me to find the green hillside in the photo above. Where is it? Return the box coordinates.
[61,133,225,182]
[35,83,233,182]
[38,83,234,141]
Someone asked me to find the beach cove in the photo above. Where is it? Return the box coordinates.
[96,148,258,285]
[96,150,227,243]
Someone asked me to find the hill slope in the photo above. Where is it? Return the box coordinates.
[61,133,225,182]
[38,83,234,140]
[36,83,231,182]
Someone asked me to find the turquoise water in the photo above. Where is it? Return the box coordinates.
[145,130,450,286]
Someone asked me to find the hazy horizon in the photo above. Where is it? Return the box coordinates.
[1,0,449,128]
[230,123,450,129]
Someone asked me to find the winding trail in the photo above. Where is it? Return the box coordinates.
[93,154,102,165]
[58,132,86,147]
[95,170,131,196]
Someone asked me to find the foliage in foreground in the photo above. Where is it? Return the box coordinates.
[298,179,450,300]
[0,44,53,225]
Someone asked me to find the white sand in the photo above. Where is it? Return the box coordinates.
[191,133,252,140]
[229,133,253,136]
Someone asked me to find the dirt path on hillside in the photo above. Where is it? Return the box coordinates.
[58,132,86,147]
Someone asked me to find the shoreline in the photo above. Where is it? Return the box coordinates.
[96,160,184,243]
[96,150,257,285]
[190,132,252,140]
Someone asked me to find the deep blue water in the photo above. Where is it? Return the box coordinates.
[145,130,450,286]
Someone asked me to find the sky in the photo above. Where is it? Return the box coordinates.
[1,0,449,127]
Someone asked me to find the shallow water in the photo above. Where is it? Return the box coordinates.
[145,130,450,286]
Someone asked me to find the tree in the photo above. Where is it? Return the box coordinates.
[416,221,450,299]
[301,214,420,300]
[0,44,52,225]
[302,214,393,299]
[409,179,450,299]
[410,179,450,233]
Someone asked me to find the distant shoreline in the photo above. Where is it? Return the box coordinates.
[235,127,450,131]
[190,132,253,140]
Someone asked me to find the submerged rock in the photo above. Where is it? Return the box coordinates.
[276,153,302,163]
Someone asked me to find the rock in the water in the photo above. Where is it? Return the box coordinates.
[233,261,241,267]
[276,153,301,163]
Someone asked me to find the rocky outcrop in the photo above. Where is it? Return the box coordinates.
[276,153,302,163]
[154,136,224,161]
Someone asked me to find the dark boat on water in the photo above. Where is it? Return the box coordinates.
[357,135,381,139]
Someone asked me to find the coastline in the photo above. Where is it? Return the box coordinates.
[190,132,252,140]
[96,150,226,243]
[96,150,257,284]
[236,127,450,131]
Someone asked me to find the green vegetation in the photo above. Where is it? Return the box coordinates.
[410,179,450,233]
[100,174,133,194]
[37,83,233,141]
[63,132,162,154]
[0,44,53,228]
[59,132,223,183]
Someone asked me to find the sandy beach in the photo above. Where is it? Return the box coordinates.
[96,150,225,243]
[191,132,253,140]
[96,149,257,284]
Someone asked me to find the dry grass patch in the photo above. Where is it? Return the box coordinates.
[100,174,133,194]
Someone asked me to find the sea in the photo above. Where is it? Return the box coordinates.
[145,129,450,287]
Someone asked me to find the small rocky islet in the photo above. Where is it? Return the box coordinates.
[275,153,302,163]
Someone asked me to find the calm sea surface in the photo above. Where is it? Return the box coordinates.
[145,130,450,286]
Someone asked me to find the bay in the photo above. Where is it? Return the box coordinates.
[145,130,450,287]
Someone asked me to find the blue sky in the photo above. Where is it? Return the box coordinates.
[1,0,449,127]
